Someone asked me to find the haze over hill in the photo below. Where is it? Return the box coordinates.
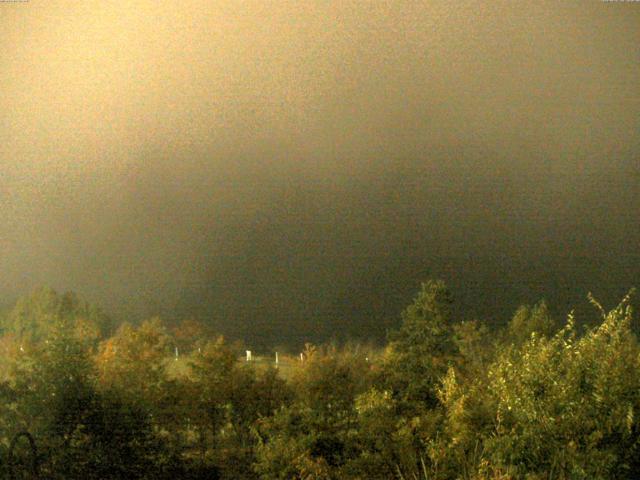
[1,1,638,346]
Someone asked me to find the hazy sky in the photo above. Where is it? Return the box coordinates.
[1,1,638,346]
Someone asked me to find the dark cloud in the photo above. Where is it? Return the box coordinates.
[1,1,638,346]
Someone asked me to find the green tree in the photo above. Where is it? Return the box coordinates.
[254,344,372,479]
[2,287,112,346]
[383,279,457,412]
[4,317,165,478]
[485,291,640,478]
[185,336,279,478]
[95,317,171,406]
[503,300,557,347]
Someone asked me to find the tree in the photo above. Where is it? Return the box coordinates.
[95,317,171,406]
[503,300,557,347]
[383,279,457,411]
[2,287,112,346]
[485,291,640,478]
[170,318,213,355]
[6,317,103,478]
[254,344,372,479]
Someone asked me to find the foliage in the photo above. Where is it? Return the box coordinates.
[1,287,112,345]
[484,290,640,479]
[503,300,558,347]
[0,283,639,479]
[95,317,171,406]
[2,317,167,479]
[254,344,373,479]
[383,279,457,412]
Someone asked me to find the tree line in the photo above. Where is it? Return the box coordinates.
[0,282,638,479]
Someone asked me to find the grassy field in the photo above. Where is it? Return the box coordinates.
[165,353,302,381]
